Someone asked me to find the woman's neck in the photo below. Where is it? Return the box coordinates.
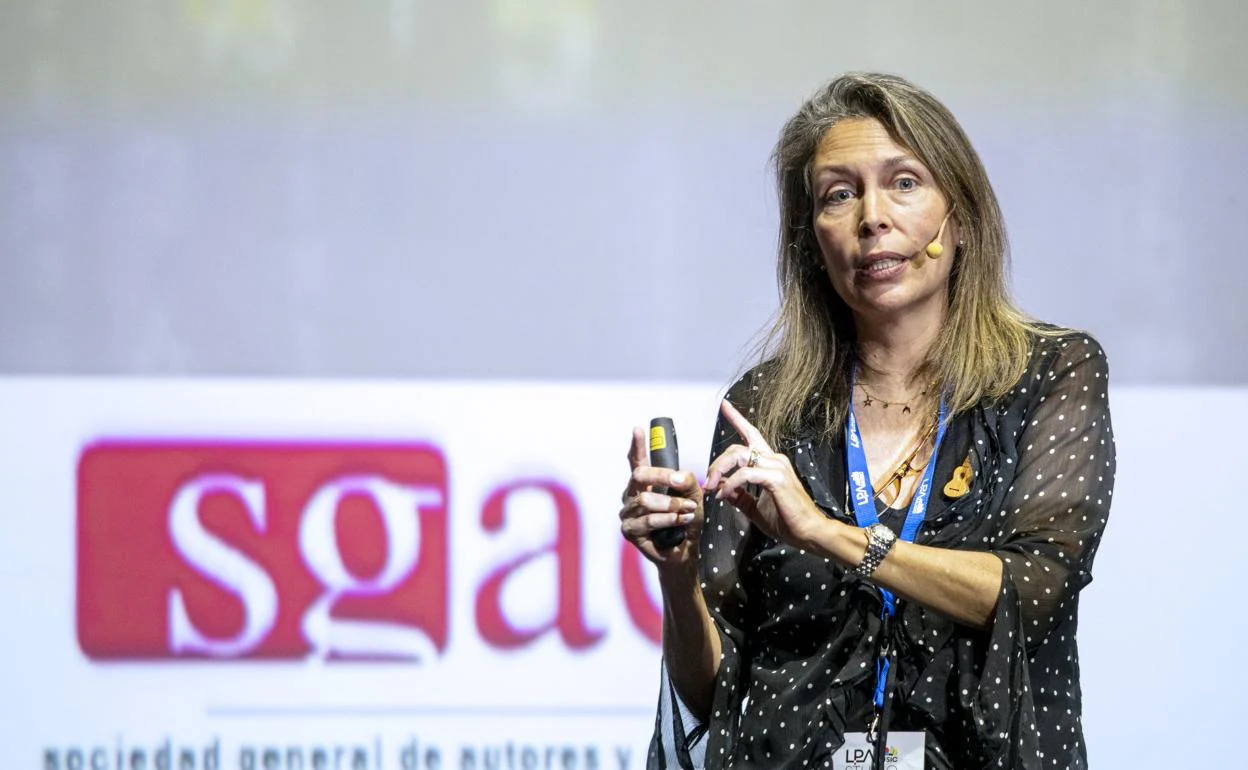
[853,307,944,396]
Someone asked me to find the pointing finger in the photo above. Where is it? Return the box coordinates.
[720,400,772,452]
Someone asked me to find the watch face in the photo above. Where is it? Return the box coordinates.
[872,524,896,544]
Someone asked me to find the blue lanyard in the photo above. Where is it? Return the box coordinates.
[845,370,947,710]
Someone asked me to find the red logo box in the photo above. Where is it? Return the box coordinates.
[77,441,448,661]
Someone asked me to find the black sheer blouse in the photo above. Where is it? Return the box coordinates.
[650,331,1115,769]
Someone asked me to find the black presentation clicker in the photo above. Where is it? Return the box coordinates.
[648,417,686,549]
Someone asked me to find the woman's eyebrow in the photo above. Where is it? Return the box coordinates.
[813,155,921,179]
[881,154,921,170]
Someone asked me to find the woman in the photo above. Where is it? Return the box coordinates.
[619,73,1114,769]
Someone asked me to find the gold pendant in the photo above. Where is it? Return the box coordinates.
[943,455,973,498]
[885,475,902,503]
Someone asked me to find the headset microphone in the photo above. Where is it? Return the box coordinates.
[647,417,686,550]
[924,214,951,259]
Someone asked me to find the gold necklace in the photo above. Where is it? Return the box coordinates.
[875,416,939,504]
[856,381,932,415]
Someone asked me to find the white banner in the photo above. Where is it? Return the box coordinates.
[0,378,724,770]
[2,379,1246,769]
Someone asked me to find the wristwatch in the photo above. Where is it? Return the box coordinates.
[853,523,897,579]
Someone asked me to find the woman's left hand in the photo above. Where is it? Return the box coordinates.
[704,400,831,551]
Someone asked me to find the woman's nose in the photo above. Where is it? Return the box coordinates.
[858,189,892,237]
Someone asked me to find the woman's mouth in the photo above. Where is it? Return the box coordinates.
[863,257,906,273]
[856,253,911,279]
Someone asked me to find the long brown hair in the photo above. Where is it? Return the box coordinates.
[752,72,1047,443]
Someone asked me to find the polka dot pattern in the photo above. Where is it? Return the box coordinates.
[648,331,1115,769]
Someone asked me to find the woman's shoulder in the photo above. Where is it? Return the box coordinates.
[1023,322,1110,371]
[990,322,1110,415]
[723,358,783,410]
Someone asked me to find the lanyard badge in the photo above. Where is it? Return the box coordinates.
[844,371,947,765]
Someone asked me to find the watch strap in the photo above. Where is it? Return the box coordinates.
[854,523,896,579]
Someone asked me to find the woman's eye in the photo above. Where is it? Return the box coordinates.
[824,189,854,205]
[896,177,918,191]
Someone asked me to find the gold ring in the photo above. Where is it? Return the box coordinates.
[747,449,760,468]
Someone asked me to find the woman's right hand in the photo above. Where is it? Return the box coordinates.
[618,426,704,569]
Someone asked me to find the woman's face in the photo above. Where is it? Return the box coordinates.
[810,118,957,325]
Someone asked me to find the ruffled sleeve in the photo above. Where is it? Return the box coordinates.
[956,332,1116,767]
[991,332,1115,648]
